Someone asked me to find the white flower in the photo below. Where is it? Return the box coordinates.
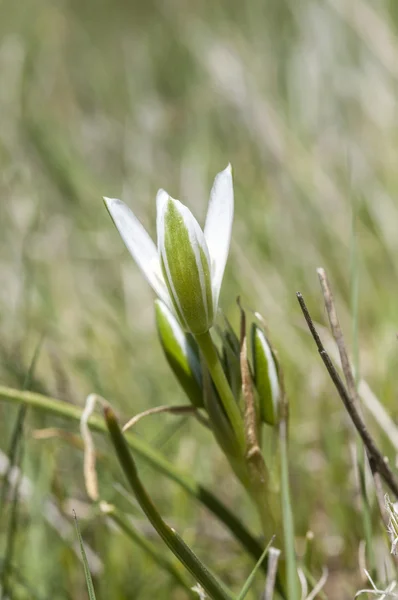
[104,164,234,335]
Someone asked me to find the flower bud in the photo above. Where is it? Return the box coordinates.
[155,300,203,408]
[217,318,241,401]
[157,192,214,335]
[251,324,280,426]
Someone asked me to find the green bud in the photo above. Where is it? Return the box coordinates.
[157,193,213,335]
[155,300,203,408]
[216,318,242,401]
[251,323,280,426]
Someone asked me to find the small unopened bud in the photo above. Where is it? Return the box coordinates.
[217,317,241,401]
[155,300,203,408]
[251,324,280,426]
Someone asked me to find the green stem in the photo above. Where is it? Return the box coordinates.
[195,330,246,454]
[104,406,234,600]
[279,419,299,600]
[0,385,265,577]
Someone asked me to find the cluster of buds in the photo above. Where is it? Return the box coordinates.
[105,165,283,495]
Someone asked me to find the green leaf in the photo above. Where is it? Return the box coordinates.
[279,420,299,600]
[74,511,97,600]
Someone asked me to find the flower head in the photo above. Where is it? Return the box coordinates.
[104,165,234,334]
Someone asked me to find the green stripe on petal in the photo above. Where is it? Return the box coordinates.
[159,197,214,335]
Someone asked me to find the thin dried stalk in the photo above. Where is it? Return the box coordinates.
[123,405,209,432]
[296,292,398,499]
[262,547,281,600]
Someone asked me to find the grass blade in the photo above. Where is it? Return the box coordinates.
[0,337,44,599]
[236,536,274,600]
[279,418,299,600]
[73,511,97,600]
[0,385,276,584]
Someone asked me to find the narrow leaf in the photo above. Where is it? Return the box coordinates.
[74,511,97,600]
[236,536,274,600]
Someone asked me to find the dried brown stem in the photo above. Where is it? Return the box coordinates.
[316,269,398,539]
[296,292,398,499]
[317,268,361,411]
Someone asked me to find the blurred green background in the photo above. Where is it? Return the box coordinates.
[1,0,398,597]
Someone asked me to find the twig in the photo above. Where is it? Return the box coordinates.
[317,268,376,570]
[317,268,360,410]
[317,269,398,558]
[296,292,398,499]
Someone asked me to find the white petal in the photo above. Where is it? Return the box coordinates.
[104,197,171,307]
[156,188,169,215]
[204,164,234,309]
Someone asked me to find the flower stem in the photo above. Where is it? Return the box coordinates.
[195,330,246,454]
[279,418,299,600]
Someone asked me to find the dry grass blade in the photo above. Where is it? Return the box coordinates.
[355,568,398,598]
[358,381,398,454]
[317,268,360,410]
[33,427,86,448]
[305,568,329,600]
[80,394,107,502]
[262,547,281,600]
[316,270,398,553]
[317,267,376,570]
[122,405,209,432]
